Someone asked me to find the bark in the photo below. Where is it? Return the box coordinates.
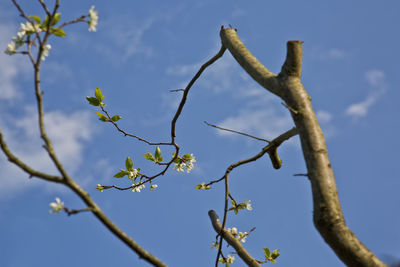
[220,27,387,267]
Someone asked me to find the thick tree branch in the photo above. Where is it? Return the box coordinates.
[209,210,261,267]
[220,27,387,267]
[219,27,281,98]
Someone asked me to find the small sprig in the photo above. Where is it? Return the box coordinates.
[263,248,280,263]
[113,156,141,180]
[143,146,163,164]
[172,153,196,173]
[229,199,252,214]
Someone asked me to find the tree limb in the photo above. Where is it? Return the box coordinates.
[209,210,261,267]
[220,27,387,267]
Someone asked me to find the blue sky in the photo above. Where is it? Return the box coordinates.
[0,0,399,266]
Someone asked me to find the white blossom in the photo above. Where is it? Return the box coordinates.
[132,183,145,192]
[238,232,248,243]
[150,184,158,191]
[128,168,138,179]
[226,255,235,264]
[227,227,238,236]
[88,6,98,32]
[49,197,64,214]
[20,22,42,34]
[4,42,17,55]
[245,200,252,211]
[174,162,185,172]
[40,44,51,61]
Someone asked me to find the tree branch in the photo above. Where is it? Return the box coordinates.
[220,27,387,267]
[209,210,261,267]
[0,128,63,183]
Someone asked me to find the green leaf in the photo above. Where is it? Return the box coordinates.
[50,13,61,26]
[143,152,155,161]
[95,88,104,101]
[154,146,163,162]
[51,28,66,37]
[230,199,236,207]
[29,15,41,24]
[125,157,133,171]
[42,16,49,28]
[86,96,100,106]
[172,153,180,163]
[271,249,280,259]
[114,170,128,178]
[264,248,271,258]
[95,112,109,122]
[234,208,238,214]
[182,154,192,161]
[111,115,122,122]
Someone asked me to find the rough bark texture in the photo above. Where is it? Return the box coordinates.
[220,28,387,267]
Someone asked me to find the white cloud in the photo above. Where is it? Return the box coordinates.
[0,107,94,199]
[309,46,348,61]
[316,110,333,123]
[346,70,386,119]
[94,16,156,63]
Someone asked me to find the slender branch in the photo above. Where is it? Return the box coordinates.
[209,210,261,267]
[170,45,226,141]
[11,0,30,20]
[59,15,86,28]
[207,127,298,186]
[37,0,51,17]
[204,121,270,142]
[0,128,63,183]
[64,207,92,216]
[100,106,171,146]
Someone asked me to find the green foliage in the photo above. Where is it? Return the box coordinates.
[111,115,122,122]
[51,28,66,37]
[154,146,163,163]
[95,112,109,122]
[264,248,280,263]
[195,183,211,190]
[143,152,155,161]
[125,157,134,171]
[42,13,61,28]
[114,169,128,178]
[29,15,41,24]
[86,96,100,106]
[95,88,104,102]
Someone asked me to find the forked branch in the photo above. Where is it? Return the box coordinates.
[219,27,387,267]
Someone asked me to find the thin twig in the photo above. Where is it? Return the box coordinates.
[59,15,86,28]
[204,121,270,142]
[64,207,92,216]
[37,0,51,16]
[170,45,226,141]
[207,127,298,186]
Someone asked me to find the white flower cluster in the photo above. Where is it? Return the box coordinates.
[88,6,98,32]
[150,184,158,191]
[227,227,249,243]
[49,197,64,214]
[128,169,139,179]
[226,255,235,264]
[174,154,196,173]
[132,182,145,192]
[219,255,235,264]
[4,21,42,55]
